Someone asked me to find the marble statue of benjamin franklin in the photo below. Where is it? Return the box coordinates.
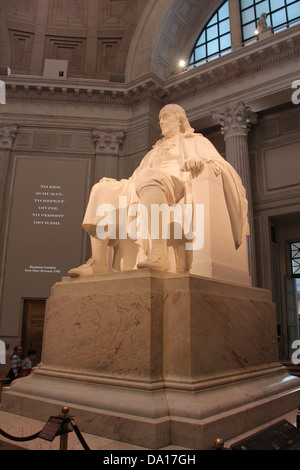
[68,104,249,276]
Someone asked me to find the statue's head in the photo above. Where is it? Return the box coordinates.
[159,104,194,136]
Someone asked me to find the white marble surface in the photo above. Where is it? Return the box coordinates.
[0,406,298,450]
[41,270,278,382]
[2,271,300,449]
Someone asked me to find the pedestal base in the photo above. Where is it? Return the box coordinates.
[2,271,300,449]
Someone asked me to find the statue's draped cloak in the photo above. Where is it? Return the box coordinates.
[82,133,249,261]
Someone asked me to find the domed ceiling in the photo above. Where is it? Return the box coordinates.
[0,0,148,81]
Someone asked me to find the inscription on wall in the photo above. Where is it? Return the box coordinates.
[32,184,65,227]
[0,156,91,336]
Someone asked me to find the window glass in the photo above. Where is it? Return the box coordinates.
[241,0,254,8]
[220,33,231,49]
[207,38,219,56]
[255,0,270,16]
[287,3,300,20]
[195,45,206,62]
[291,242,300,277]
[270,0,285,8]
[207,13,218,26]
[240,0,300,42]
[218,1,229,19]
[189,1,231,67]
[197,31,206,45]
[207,24,219,40]
[219,18,230,34]
[243,21,257,38]
[242,6,256,23]
[272,8,287,25]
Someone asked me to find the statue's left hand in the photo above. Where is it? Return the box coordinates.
[181,159,205,178]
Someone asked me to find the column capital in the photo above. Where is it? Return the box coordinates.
[92,129,125,156]
[212,102,257,140]
[0,123,18,150]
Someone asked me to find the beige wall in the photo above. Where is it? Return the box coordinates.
[248,104,300,359]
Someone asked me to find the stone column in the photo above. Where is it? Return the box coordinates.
[0,123,17,221]
[92,129,125,182]
[212,102,257,284]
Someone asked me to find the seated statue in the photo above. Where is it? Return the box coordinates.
[68,104,249,277]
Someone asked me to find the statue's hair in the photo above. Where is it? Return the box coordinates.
[159,104,194,134]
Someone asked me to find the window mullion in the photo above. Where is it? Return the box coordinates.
[229,0,243,50]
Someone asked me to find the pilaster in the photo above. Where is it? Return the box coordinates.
[92,129,125,181]
[0,123,17,221]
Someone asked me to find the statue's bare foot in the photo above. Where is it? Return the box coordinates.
[137,253,171,272]
[68,258,107,277]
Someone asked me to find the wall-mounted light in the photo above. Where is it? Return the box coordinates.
[179,60,187,72]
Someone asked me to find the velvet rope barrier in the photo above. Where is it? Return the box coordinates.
[0,427,42,442]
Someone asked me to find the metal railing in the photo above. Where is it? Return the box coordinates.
[0,406,90,450]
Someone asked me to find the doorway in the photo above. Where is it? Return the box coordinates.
[21,299,46,366]
[269,214,300,360]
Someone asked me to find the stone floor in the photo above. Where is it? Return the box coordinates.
[0,407,298,451]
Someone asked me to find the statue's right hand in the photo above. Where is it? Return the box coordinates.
[181,159,205,178]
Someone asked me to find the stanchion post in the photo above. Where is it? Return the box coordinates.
[59,406,71,451]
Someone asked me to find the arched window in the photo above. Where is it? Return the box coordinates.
[240,0,300,44]
[189,0,300,68]
[189,1,231,67]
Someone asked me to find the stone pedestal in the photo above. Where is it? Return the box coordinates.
[2,271,300,449]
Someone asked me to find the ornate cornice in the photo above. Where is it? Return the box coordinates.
[2,25,300,107]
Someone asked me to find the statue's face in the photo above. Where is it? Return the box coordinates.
[159,110,180,138]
